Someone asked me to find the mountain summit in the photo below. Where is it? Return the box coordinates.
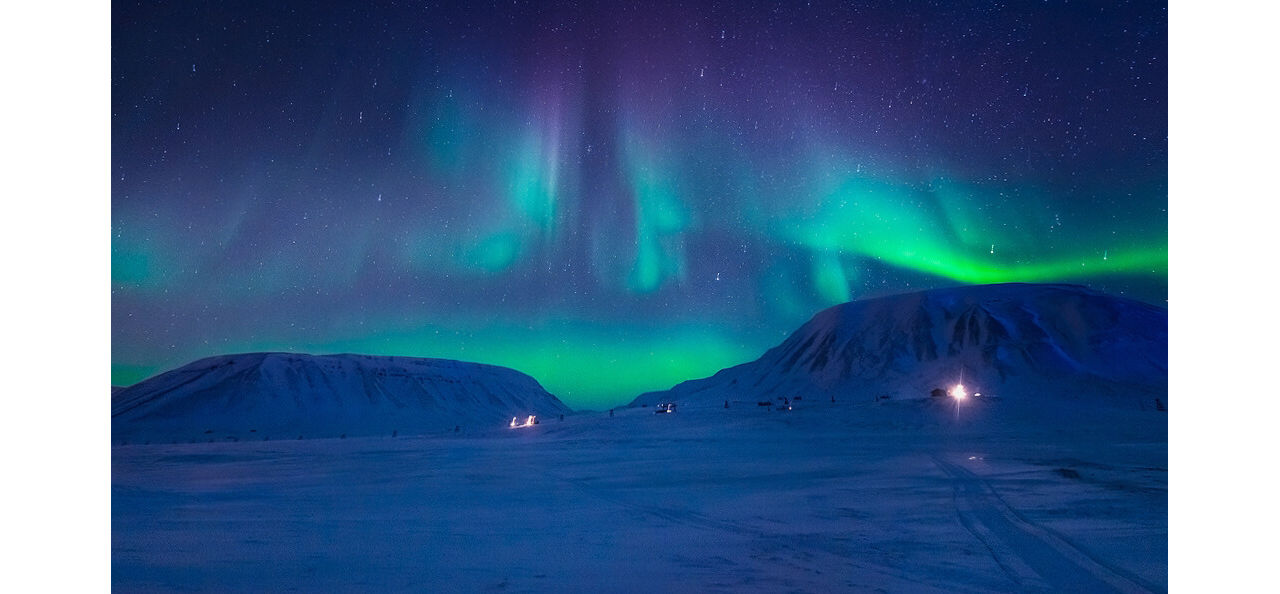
[633,283,1166,409]
[112,352,572,443]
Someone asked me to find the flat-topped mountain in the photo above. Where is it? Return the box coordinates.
[112,352,572,443]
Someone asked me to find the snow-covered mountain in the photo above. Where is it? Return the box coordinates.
[112,353,572,443]
[632,283,1167,409]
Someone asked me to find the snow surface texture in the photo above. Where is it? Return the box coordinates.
[633,283,1167,410]
[112,353,572,444]
[113,398,1167,592]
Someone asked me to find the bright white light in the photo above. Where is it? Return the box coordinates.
[509,415,537,429]
[949,383,968,400]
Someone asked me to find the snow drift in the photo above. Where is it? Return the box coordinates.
[112,353,572,443]
[632,283,1167,409]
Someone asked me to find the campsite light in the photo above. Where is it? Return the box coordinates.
[949,382,968,422]
[509,415,537,429]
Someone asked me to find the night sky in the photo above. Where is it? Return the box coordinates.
[111,1,1167,408]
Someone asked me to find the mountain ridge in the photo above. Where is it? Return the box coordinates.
[112,352,572,443]
[632,283,1167,409]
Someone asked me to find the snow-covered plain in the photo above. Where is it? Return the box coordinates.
[113,395,1166,592]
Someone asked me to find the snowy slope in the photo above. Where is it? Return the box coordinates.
[112,353,572,443]
[633,283,1167,409]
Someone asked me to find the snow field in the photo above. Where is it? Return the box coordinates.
[114,397,1166,592]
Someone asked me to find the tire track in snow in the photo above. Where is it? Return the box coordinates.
[544,469,962,593]
[932,454,1157,594]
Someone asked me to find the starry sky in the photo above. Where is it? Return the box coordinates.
[112,0,1167,409]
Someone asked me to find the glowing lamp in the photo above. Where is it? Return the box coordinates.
[950,383,968,400]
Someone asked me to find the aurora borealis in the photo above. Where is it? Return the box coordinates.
[112,1,1167,408]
